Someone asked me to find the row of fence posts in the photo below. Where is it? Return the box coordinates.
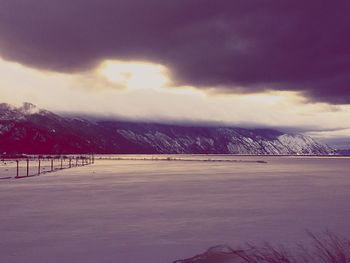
[15,155,94,178]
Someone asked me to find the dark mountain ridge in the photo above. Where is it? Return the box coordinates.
[0,103,335,155]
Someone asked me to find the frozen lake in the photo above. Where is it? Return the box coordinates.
[1,155,350,262]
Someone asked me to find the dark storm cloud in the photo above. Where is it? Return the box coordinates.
[0,0,349,103]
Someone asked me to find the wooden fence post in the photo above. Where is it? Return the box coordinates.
[60,158,63,169]
[69,158,72,168]
[16,160,19,178]
[26,159,29,177]
[38,159,41,175]
[51,159,54,171]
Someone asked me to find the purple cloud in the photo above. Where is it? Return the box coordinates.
[0,0,349,103]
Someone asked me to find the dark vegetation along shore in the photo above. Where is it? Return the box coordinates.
[174,232,350,263]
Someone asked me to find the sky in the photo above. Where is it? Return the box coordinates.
[0,0,350,147]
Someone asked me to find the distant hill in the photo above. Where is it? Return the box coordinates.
[0,103,335,155]
[337,149,350,155]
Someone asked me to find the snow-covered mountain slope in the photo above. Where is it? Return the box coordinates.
[111,124,334,155]
[0,103,335,155]
[0,102,42,120]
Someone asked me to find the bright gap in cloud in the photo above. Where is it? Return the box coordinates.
[98,60,169,91]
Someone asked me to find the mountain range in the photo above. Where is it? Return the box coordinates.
[0,103,335,155]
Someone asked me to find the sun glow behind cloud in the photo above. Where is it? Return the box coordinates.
[98,60,169,91]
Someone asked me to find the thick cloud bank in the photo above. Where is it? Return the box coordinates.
[0,0,349,103]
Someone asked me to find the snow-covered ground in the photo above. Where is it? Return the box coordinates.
[1,156,350,263]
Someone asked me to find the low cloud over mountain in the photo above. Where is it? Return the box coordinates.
[0,103,334,155]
